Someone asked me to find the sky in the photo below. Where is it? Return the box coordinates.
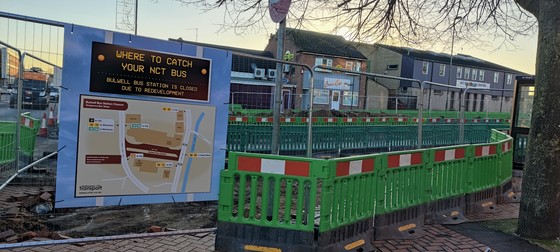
[1,0,538,74]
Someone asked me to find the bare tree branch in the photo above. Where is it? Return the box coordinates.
[172,0,536,55]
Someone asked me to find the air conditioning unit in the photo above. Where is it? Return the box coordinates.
[267,69,277,79]
[254,68,265,79]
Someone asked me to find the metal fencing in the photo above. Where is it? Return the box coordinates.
[0,11,515,249]
[229,91,512,119]
[0,13,220,247]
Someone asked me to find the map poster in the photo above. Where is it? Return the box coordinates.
[56,24,231,208]
[76,95,216,197]
[90,42,211,101]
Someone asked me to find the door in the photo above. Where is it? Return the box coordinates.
[510,76,535,170]
[281,89,291,113]
[331,90,340,110]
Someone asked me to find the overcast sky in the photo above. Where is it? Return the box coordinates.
[2,0,537,74]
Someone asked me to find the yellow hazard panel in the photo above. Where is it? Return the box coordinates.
[243,245,281,252]
[344,239,365,250]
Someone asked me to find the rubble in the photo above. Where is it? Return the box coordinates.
[0,186,71,244]
[0,186,217,244]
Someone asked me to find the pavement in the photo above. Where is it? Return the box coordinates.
[1,169,549,251]
[2,201,549,251]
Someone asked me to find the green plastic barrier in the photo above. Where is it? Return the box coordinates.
[279,125,307,152]
[218,152,329,232]
[19,113,40,157]
[226,124,249,152]
[376,149,429,214]
[318,154,381,232]
[0,122,16,164]
[428,145,471,201]
[387,126,417,150]
[0,113,40,164]
[226,124,511,154]
[470,142,501,191]
[218,129,513,246]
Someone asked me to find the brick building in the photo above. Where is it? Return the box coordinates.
[354,43,524,113]
[265,28,368,111]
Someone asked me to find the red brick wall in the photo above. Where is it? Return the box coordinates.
[265,33,368,110]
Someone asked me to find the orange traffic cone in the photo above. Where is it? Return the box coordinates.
[48,107,55,126]
[38,113,48,137]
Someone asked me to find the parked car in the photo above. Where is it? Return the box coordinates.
[49,87,60,102]
[9,80,50,110]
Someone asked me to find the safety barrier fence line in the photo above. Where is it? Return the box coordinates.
[217,129,513,249]
[227,124,506,154]
[0,113,40,165]
[228,116,511,125]
[228,108,512,120]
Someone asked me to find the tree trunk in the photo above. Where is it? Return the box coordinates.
[517,0,560,239]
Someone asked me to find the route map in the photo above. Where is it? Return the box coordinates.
[75,95,216,197]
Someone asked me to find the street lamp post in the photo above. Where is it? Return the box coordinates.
[448,23,456,110]
[448,16,461,111]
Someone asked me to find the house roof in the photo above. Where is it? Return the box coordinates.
[286,28,367,60]
[168,38,276,72]
[374,43,524,74]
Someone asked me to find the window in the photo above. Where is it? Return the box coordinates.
[313,89,330,104]
[506,74,513,85]
[472,69,477,80]
[464,68,470,79]
[434,90,443,95]
[479,70,485,81]
[494,72,499,83]
[439,64,446,76]
[422,62,429,75]
[457,67,463,78]
[450,91,456,110]
[345,61,361,72]
[342,91,359,106]
[480,94,485,112]
[491,95,500,101]
[315,57,333,72]
[346,62,353,71]
[387,64,399,70]
[354,62,361,72]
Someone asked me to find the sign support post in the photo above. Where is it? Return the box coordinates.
[271,19,286,155]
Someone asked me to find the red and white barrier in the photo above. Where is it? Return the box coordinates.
[474,145,497,157]
[434,148,466,162]
[502,141,512,152]
[20,116,34,129]
[256,117,273,123]
[229,116,248,122]
[336,159,374,177]
[237,156,310,177]
[388,153,423,168]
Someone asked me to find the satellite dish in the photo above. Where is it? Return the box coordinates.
[269,0,291,23]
